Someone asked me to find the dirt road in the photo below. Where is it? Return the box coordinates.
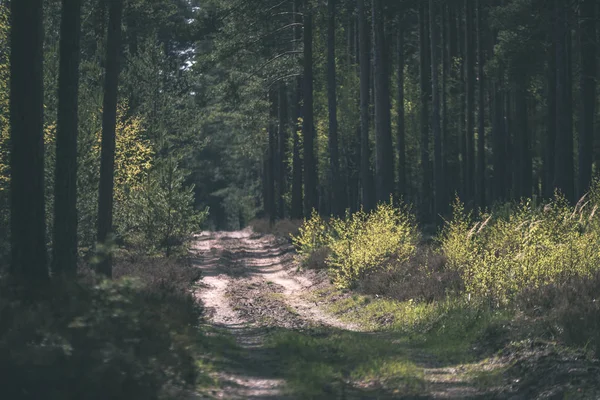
[190,229,505,400]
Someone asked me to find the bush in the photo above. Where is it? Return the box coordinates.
[441,191,600,304]
[119,156,208,257]
[0,257,202,400]
[293,202,419,288]
[518,271,600,357]
[358,247,463,303]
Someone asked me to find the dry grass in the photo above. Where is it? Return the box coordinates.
[358,246,463,303]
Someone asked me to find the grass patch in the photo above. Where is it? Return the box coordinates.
[314,287,513,363]
[264,327,425,398]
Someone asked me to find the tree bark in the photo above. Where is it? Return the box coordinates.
[53,0,82,277]
[579,0,595,197]
[9,0,48,283]
[291,0,303,219]
[96,0,124,278]
[372,0,394,204]
[327,0,342,215]
[429,0,444,219]
[476,0,485,208]
[357,0,374,211]
[419,1,432,219]
[465,0,475,205]
[554,0,574,202]
[303,0,318,216]
[396,24,406,199]
[543,27,556,199]
[277,83,288,219]
[267,89,277,222]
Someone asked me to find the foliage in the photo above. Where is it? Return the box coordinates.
[292,210,330,260]
[0,257,202,400]
[441,190,600,304]
[119,156,208,256]
[293,202,419,288]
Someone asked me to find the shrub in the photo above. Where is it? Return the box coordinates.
[358,247,463,303]
[0,257,202,400]
[119,156,208,257]
[518,271,600,357]
[293,202,419,288]
[441,192,600,304]
[291,210,331,261]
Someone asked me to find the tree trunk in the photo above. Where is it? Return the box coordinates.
[465,0,475,205]
[544,28,556,199]
[291,0,303,219]
[303,0,318,216]
[53,0,82,277]
[267,90,277,222]
[277,83,288,219]
[9,0,48,283]
[419,1,432,219]
[441,3,448,208]
[554,0,574,202]
[457,2,466,199]
[96,0,124,278]
[396,24,406,199]
[514,73,531,199]
[579,0,595,197]
[372,0,394,204]
[476,0,485,208]
[429,0,444,219]
[327,0,342,215]
[357,0,374,211]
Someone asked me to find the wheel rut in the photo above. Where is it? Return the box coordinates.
[191,229,355,399]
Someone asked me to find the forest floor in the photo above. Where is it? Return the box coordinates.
[188,229,599,400]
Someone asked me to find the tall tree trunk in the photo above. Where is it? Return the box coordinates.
[579,0,595,196]
[396,24,406,198]
[465,0,475,205]
[441,3,448,208]
[554,0,574,202]
[267,90,277,222]
[277,83,288,219]
[327,0,342,215]
[303,0,318,216]
[544,28,556,199]
[476,0,485,208]
[9,0,48,283]
[372,0,394,203]
[96,0,124,278]
[457,2,467,199]
[429,0,444,219]
[302,0,319,217]
[447,2,460,201]
[357,0,374,211]
[53,0,82,277]
[291,0,303,219]
[514,73,531,199]
[419,1,432,219]
[492,78,506,201]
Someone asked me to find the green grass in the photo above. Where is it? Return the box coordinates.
[311,288,513,363]
[264,327,426,399]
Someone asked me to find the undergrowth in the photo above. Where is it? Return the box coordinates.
[0,256,205,400]
[293,201,419,288]
[294,183,600,360]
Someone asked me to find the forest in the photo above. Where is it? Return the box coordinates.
[1,0,600,398]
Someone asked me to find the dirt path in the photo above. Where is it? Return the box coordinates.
[191,229,361,399]
[190,230,505,399]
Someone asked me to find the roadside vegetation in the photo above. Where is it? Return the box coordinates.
[291,187,600,398]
